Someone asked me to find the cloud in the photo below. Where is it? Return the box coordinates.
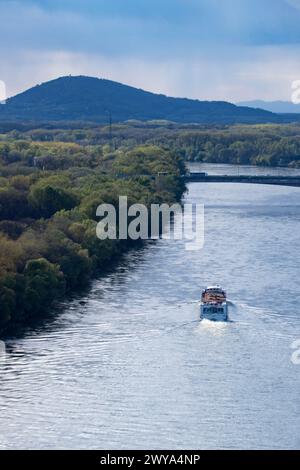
[3,46,300,102]
[285,0,300,10]
[2,0,300,56]
[1,0,300,100]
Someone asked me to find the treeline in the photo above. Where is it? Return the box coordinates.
[161,124,300,167]
[0,140,104,175]
[0,143,185,333]
[2,121,300,167]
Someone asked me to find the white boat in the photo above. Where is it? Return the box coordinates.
[200,286,228,321]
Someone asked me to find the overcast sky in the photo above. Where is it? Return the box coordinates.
[1,0,300,101]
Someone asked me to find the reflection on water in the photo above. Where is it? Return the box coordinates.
[1,175,300,450]
[188,162,300,176]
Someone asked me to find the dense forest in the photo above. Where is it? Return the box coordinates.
[0,138,185,334]
[1,119,300,332]
[0,75,290,124]
[1,121,300,167]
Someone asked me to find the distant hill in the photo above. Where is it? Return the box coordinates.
[238,100,300,114]
[0,75,299,124]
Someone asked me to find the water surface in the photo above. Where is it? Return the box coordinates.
[1,172,300,449]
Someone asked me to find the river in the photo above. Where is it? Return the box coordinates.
[1,164,300,449]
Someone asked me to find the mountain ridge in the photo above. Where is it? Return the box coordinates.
[237,100,300,114]
[0,75,299,124]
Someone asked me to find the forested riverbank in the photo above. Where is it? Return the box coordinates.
[1,118,300,333]
[0,139,185,334]
[2,169,300,450]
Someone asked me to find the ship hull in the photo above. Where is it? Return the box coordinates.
[200,303,228,322]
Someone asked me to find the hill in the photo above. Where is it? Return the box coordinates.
[237,100,300,114]
[0,75,298,124]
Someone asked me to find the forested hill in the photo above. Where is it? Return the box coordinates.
[0,75,297,125]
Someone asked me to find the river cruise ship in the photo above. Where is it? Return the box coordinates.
[200,286,228,321]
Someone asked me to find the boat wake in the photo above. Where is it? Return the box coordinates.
[196,318,229,336]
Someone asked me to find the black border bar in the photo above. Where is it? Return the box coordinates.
[1,450,300,464]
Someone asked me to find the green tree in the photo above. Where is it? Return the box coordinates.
[23,258,65,315]
[29,183,78,218]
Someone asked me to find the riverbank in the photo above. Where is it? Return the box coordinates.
[0,143,186,335]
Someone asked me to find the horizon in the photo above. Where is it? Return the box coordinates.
[6,74,300,108]
[0,74,267,104]
[1,0,300,102]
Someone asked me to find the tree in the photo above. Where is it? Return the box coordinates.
[23,258,65,315]
[0,188,30,220]
[0,277,16,327]
[29,183,78,218]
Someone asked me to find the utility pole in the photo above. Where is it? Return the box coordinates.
[109,111,112,144]
[107,110,113,149]
[104,108,113,149]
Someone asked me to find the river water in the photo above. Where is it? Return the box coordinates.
[1,165,300,450]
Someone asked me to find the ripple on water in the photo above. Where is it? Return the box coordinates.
[1,181,300,449]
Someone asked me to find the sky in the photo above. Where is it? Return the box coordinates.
[1,0,300,101]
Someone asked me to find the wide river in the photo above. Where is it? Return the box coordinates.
[1,164,300,450]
